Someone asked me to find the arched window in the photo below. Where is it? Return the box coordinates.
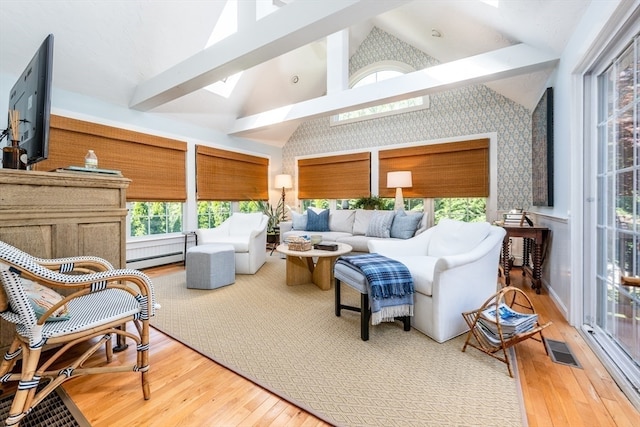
[331,61,429,125]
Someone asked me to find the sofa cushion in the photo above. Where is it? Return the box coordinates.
[291,211,307,230]
[353,209,376,235]
[390,210,424,239]
[336,235,378,252]
[427,218,491,257]
[366,211,395,238]
[329,209,356,233]
[305,208,330,231]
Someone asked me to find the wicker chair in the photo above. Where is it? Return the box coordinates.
[0,241,156,426]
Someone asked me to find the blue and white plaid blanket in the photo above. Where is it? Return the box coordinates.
[336,253,414,325]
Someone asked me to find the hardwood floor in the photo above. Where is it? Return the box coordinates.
[5,262,638,426]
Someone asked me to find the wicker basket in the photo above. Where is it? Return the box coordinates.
[287,237,312,251]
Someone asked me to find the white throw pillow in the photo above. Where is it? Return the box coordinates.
[427,218,491,257]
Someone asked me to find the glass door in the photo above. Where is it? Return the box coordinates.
[592,34,639,396]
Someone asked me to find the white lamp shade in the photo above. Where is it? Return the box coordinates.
[387,171,412,188]
[274,174,293,189]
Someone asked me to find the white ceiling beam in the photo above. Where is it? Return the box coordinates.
[228,43,559,135]
[130,0,411,111]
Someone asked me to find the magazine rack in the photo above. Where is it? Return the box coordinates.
[461,286,551,377]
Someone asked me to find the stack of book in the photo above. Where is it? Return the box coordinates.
[476,303,538,345]
[503,212,524,226]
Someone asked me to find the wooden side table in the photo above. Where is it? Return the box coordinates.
[501,225,550,294]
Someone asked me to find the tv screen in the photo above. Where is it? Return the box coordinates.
[7,33,53,167]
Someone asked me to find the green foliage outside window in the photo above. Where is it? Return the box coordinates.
[196,201,263,230]
[130,202,182,237]
[197,201,231,229]
[434,198,486,223]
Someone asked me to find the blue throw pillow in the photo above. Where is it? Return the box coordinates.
[390,210,424,239]
[305,208,329,231]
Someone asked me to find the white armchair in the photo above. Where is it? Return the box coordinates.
[196,213,268,274]
[368,218,506,343]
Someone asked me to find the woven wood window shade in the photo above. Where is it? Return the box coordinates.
[379,139,489,198]
[33,115,187,201]
[196,145,268,201]
[298,152,370,199]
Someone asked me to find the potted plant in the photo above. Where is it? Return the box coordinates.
[353,195,384,210]
[258,200,285,243]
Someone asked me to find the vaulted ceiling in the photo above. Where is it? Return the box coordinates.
[0,1,590,147]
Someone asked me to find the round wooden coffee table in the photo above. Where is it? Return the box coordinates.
[276,243,352,291]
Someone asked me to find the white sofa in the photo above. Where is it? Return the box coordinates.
[279,208,428,252]
[368,218,506,343]
[196,213,268,275]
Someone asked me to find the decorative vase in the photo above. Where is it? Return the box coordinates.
[2,140,27,170]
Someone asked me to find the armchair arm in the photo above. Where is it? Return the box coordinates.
[22,267,155,321]
[433,226,506,271]
[279,221,293,244]
[3,243,115,273]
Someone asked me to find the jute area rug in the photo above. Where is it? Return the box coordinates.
[150,255,524,427]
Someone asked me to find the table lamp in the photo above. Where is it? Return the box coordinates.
[387,171,412,211]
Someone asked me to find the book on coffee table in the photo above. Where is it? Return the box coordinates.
[314,243,338,251]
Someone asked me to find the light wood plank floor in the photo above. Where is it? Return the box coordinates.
[4,262,639,426]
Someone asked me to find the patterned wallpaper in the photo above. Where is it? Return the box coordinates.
[283,27,532,211]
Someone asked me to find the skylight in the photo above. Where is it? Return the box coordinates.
[203,0,241,98]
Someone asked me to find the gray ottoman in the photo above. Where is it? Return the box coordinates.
[186,244,235,289]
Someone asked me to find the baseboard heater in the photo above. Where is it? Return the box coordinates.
[127,251,182,264]
[127,251,184,270]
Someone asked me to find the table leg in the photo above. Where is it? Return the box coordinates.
[313,256,337,291]
[285,255,313,286]
[502,237,511,285]
[532,243,543,294]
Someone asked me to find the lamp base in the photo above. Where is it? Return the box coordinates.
[394,187,405,211]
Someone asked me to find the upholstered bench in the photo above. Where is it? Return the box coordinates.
[186,244,235,289]
[334,262,410,341]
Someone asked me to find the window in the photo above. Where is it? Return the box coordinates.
[130,202,183,237]
[434,198,487,223]
[331,61,429,126]
[589,33,639,393]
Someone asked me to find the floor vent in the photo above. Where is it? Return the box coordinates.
[545,338,582,368]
